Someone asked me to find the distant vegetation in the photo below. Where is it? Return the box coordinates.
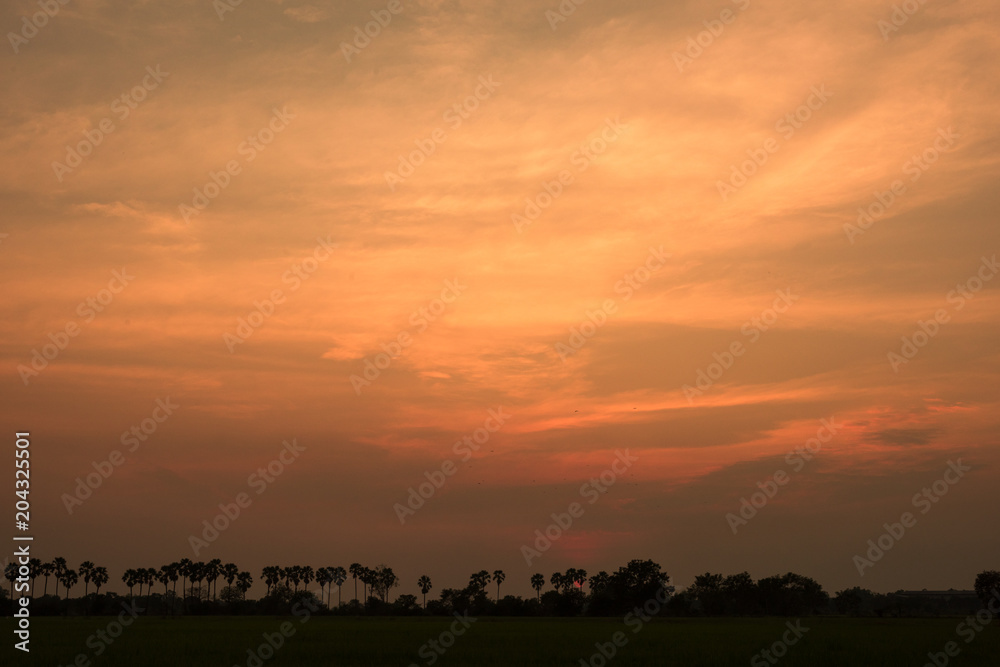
[3,558,997,618]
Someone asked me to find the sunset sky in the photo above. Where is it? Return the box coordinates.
[2,0,999,599]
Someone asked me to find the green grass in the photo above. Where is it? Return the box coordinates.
[18,616,1000,666]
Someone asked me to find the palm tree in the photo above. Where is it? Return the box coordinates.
[349,563,361,603]
[189,562,206,600]
[531,573,545,601]
[28,558,42,597]
[157,567,171,598]
[316,568,330,605]
[236,571,253,600]
[164,562,180,601]
[92,567,109,595]
[51,557,67,598]
[572,569,588,590]
[301,566,315,594]
[3,563,15,598]
[363,567,377,603]
[287,565,302,593]
[331,567,347,607]
[79,561,95,596]
[206,559,222,601]
[493,570,506,601]
[144,567,158,599]
[418,575,432,609]
[261,566,280,596]
[61,569,78,600]
[40,561,54,596]
[469,570,490,594]
[590,571,610,593]
[122,569,138,599]
[177,559,192,603]
[223,563,239,594]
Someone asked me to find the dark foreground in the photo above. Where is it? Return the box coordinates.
[12,616,1000,666]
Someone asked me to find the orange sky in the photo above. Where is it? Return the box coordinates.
[2,0,999,598]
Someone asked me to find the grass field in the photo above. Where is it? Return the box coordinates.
[20,616,999,666]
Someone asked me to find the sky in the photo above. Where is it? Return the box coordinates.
[2,0,999,600]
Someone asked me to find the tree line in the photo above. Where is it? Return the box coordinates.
[4,558,997,619]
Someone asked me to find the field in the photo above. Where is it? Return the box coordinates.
[18,616,999,666]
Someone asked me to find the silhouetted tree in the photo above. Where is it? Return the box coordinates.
[178,558,192,604]
[40,561,54,596]
[236,571,253,600]
[157,567,171,598]
[757,572,827,616]
[92,567,109,595]
[316,568,330,605]
[589,571,610,593]
[223,563,239,594]
[722,572,759,615]
[975,571,1000,607]
[331,566,346,607]
[493,570,506,601]
[372,564,399,603]
[28,558,42,597]
[78,561,95,596]
[301,566,315,593]
[51,557,67,598]
[122,569,138,599]
[261,566,281,596]
[206,559,222,601]
[418,575,432,608]
[469,570,490,594]
[60,569,78,600]
[531,573,545,601]
[349,563,361,603]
